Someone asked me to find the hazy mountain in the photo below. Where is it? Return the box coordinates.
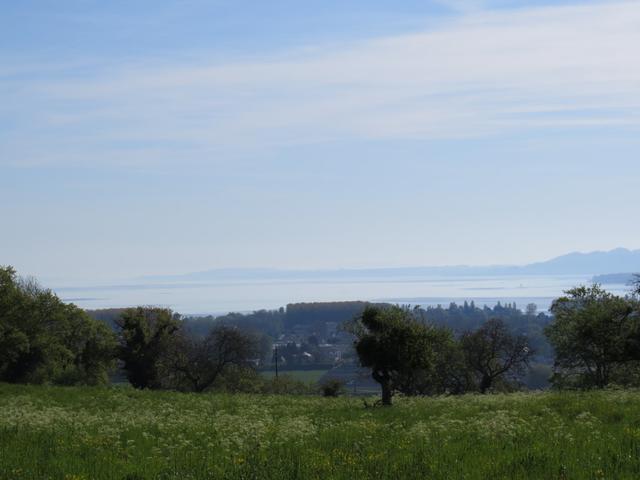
[522,248,640,275]
[147,248,640,282]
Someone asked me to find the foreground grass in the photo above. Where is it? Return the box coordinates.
[1,384,640,479]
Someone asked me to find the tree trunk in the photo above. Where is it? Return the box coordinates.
[372,370,393,406]
[381,379,393,406]
[479,374,491,394]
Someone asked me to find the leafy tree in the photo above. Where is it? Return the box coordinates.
[115,307,181,389]
[526,303,538,317]
[425,336,473,395]
[51,303,117,385]
[0,267,29,380]
[461,318,534,393]
[164,324,260,392]
[0,266,117,385]
[546,285,640,388]
[393,325,468,396]
[351,305,454,405]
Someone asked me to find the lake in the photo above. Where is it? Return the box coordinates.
[53,274,632,315]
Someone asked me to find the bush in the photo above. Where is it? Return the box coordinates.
[319,378,345,397]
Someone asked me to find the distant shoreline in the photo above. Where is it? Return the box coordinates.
[592,273,637,285]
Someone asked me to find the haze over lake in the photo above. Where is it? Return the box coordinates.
[54,273,630,316]
[51,248,639,314]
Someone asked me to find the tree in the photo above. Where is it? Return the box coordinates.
[546,285,640,389]
[351,305,454,405]
[164,324,260,392]
[0,267,29,380]
[427,337,473,395]
[115,307,181,389]
[461,318,533,393]
[526,303,538,317]
[0,266,117,385]
[52,302,118,385]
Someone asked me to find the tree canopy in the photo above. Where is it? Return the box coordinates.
[164,324,260,392]
[0,266,116,385]
[351,305,456,405]
[546,285,640,388]
[115,307,181,389]
[461,318,534,393]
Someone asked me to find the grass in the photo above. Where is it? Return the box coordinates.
[259,369,329,384]
[1,384,640,479]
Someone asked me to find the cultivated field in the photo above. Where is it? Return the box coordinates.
[1,384,640,479]
[259,370,328,384]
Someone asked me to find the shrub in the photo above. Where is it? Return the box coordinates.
[319,378,345,397]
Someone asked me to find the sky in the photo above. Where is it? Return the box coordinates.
[2,0,640,283]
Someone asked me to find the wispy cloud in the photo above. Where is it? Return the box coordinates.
[432,0,490,13]
[3,1,640,167]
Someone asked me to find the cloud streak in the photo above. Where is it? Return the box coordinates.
[3,1,640,167]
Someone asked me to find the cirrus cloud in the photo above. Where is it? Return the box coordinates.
[2,1,640,167]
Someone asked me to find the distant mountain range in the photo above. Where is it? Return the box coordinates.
[148,248,640,282]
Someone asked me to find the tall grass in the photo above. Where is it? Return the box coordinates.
[1,383,640,479]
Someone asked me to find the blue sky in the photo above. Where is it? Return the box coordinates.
[2,0,640,282]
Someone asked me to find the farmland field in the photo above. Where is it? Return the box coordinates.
[2,384,640,479]
[259,369,329,384]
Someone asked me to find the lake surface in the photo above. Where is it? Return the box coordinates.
[53,274,632,316]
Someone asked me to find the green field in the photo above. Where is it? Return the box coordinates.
[259,369,328,384]
[2,384,640,479]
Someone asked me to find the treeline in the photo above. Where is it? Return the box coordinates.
[3,265,640,401]
[177,301,376,339]
[422,301,553,361]
[423,300,549,332]
[0,266,308,393]
[178,302,554,374]
[178,302,554,359]
[115,307,265,392]
[350,307,533,404]
[87,302,370,344]
[89,301,550,355]
[352,283,640,404]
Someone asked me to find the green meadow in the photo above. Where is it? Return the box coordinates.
[2,385,640,479]
[259,370,329,384]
